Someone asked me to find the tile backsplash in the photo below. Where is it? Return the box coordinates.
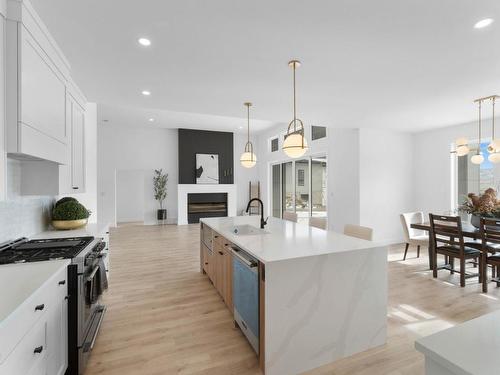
[0,159,55,243]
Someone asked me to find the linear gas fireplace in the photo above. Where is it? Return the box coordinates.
[188,193,228,224]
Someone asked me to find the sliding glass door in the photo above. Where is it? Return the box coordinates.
[271,156,327,223]
[311,157,327,217]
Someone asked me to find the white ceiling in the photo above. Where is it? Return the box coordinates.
[31,0,500,133]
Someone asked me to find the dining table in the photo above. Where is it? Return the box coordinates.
[410,221,480,270]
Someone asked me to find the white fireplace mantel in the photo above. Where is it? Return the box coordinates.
[177,184,237,225]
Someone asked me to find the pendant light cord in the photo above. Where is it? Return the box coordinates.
[247,104,250,143]
[493,97,496,140]
[293,62,297,127]
[478,100,482,152]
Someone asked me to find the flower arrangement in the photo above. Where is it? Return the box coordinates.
[458,188,500,217]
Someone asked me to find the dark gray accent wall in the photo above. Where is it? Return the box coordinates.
[178,129,234,184]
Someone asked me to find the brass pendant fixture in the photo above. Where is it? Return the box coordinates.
[282,60,309,158]
[487,96,500,163]
[454,95,499,164]
[240,102,257,168]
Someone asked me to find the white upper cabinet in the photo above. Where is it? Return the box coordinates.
[0,12,6,201]
[5,0,86,167]
[4,0,87,195]
[20,27,66,145]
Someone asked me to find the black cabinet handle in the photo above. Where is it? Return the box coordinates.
[218,251,224,255]
[58,280,66,285]
[214,235,219,238]
[34,346,43,354]
[204,262,208,265]
[35,304,45,311]
[224,243,229,246]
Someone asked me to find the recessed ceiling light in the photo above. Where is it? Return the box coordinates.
[142,90,151,96]
[474,18,494,29]
[148,118,155,122]
[138,38,151,46]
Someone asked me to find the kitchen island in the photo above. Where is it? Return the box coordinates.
[200,216,387,375]
[416,310,500,375]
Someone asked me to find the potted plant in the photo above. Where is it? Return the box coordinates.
[153,169,168,222]
[458,188,500,228]
[52,197,91,230]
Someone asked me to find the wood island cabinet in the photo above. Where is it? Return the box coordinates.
[200,225,233,314]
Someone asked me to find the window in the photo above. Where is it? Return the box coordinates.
[297,169,305,186]
[311,126,327,141]
[270,137,279,152]
[271,156,327,223]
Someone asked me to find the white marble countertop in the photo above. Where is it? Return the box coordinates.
[201,216,381,263]
[0,260,70,325]
[415,310,500,375]
[33,222,110,240]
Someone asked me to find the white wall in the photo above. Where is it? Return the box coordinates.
[414,119,497,216]
[116,169,145,222]
[359,129,414,242]
[97,122,178,226]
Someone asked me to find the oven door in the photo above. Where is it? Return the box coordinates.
[82,261,101,331]
[79,305,106,374]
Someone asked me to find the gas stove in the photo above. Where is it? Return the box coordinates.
[0,236,95,264]
[0,235,108,375]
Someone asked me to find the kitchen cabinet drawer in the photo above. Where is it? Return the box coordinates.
[0,317,47,375]
[0,265,66,364]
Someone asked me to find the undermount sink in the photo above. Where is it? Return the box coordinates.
[231,224,269,236]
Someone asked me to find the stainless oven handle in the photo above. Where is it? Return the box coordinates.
[87,264,100,281]
[90,307,106,350]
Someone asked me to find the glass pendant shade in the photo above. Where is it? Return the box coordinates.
[283,132,308,158]
[487,139,500,153]
[489,152,500,163]
[471,153,484,165]
[240,151,257,168]
[282,60,309,159]
[240,102,257,168]
[456,145,470,157]
[455,137,469,156]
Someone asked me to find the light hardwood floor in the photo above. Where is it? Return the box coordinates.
[86,224,500,375]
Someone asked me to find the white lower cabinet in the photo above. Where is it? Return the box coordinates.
[46,292,68,375]
[0,265,68,375]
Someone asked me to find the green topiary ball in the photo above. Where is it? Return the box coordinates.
[55,197,79,207]
[52,201,90,221]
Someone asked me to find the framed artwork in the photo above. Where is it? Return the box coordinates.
[196,153,219,184]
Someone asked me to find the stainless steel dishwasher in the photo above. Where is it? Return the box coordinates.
[231,246,259,354]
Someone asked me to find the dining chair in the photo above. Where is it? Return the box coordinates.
[344,224,373,241]
[400,212,429,260]
[282,211,298,223]
[429,213,482,287]
[479,217,500,293]
[309,217,327,230]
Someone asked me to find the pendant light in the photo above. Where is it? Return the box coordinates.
[240,102,257,168]
[282,60,309,158]
[488,97,500,163]
[471,100,484,164]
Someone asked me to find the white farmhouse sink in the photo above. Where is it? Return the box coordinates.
[231,224,269,236]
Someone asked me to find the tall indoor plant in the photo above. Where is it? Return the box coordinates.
[153,169,168,222]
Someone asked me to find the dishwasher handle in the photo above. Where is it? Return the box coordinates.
[229,246,258,269]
